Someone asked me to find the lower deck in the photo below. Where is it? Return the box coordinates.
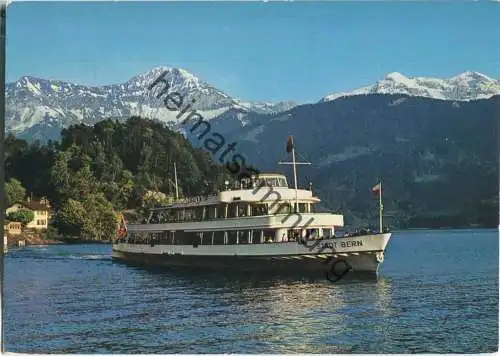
[114,233,390,256]
[112,246,384,275]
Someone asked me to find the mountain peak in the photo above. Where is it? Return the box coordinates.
[6,65,298,138]
[453,71,495,82]
[384,72,408,81]
[322,71,500,102]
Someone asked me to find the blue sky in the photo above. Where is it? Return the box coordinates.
[6,1,500,102]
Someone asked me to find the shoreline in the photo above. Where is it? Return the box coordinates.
[5,233,111,247]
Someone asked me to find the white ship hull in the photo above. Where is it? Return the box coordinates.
[112,233,391,277]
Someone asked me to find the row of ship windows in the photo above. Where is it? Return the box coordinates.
[148,202,312,224]
[123,228,332,246]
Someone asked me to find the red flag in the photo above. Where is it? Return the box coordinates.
[286,136,294,153]
[372,183,381,196]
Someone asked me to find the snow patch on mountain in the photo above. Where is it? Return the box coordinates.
[6,66,297,140]
[322,71,500,102]
[318,146,373,167]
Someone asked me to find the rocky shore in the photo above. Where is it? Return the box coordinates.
[5,231,63,247]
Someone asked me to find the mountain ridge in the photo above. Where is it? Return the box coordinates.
[5,65,498,228]
[6,65,297,141]
[7,67,498,142]
[213,93,499,228]
[322,71,500,102]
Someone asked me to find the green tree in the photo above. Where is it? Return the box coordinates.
[7,209,34,226]
[4,178,26,207]
[54,199,87,238]
[81,193,118,241]
[6,116,237,240]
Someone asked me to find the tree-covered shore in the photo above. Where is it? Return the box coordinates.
[4,116,497,244]
[4,117,231,242]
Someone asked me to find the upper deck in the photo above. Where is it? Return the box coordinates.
[140,173,335,226]
[152,173,319,210]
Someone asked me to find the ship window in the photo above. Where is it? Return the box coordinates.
[184,232,198,245]
[288,229,301,242]
[133,232,145,244]
[252,230,263,244]
[238,230,249,244]
[305,228,319,240]
[185,232,197,245]
[251,204,268,216]
[298,203,308,213]
[213,231,225,245]
[263,229,275,243]
[227,203,237,218]
[215,204,225,219]
[195,232,203,246]
[207,206,216,219]
[264,178,275,187]
[236,203,248,217]
[160,231,169,244]
[227,230,237,245]
[173,231,188,245]
[147,232,162,245]
[195,207,204,221]
[275,203,291,214]
[199,232,209,245]
[184,209,194,221]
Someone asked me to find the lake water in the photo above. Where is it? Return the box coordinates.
[3,229,498,353]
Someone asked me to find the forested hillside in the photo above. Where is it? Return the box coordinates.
[4,117,231,241]
[210,94,499,228]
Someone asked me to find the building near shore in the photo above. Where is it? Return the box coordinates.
[4,221,22,235]
[6,196,51,230]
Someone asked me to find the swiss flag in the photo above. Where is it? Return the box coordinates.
[372,183,381,196]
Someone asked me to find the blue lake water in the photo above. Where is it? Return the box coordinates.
[3,229,498,353]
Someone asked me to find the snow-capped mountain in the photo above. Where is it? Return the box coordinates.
[321,71,500,102]
[7,67,499,142]
[5,66,296,140]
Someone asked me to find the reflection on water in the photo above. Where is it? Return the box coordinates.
[4,229,498,353]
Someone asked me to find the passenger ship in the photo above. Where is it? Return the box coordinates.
[112,139,392,277]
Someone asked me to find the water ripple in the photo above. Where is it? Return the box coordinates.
[4,230,498,353]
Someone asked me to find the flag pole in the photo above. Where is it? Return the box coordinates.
[291,137,299,213]
[379,180,383,233]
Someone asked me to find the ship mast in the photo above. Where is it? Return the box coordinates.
[379,180,383,233]
[278,136,311,213]
[291,139,299,212]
